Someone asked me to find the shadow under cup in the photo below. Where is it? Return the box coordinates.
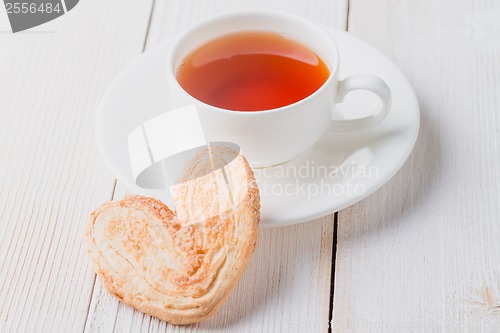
[166,10,341,167]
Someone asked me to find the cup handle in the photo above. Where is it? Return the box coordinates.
[332,74,391,131]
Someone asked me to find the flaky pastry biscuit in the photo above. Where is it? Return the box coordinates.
[84,153,260,324]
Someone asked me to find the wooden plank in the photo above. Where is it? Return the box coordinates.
[84,0,346,332]
[0,1,154,332]
[333,0,500,331]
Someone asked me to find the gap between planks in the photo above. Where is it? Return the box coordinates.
[328,213,339,333]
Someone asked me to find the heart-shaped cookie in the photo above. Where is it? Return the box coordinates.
[84,153,260,324]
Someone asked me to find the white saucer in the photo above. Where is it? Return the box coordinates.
[96,28,419,228]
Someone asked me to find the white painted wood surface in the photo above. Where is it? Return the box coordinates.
[333,0,500,332]
[0,0,154,331]
[1,0,499,332]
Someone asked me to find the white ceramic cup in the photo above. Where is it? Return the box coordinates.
[166,10,391,167]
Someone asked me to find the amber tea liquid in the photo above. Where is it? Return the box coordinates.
[176,31,330,111]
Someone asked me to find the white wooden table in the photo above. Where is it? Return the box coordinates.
[1,0,499,332]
